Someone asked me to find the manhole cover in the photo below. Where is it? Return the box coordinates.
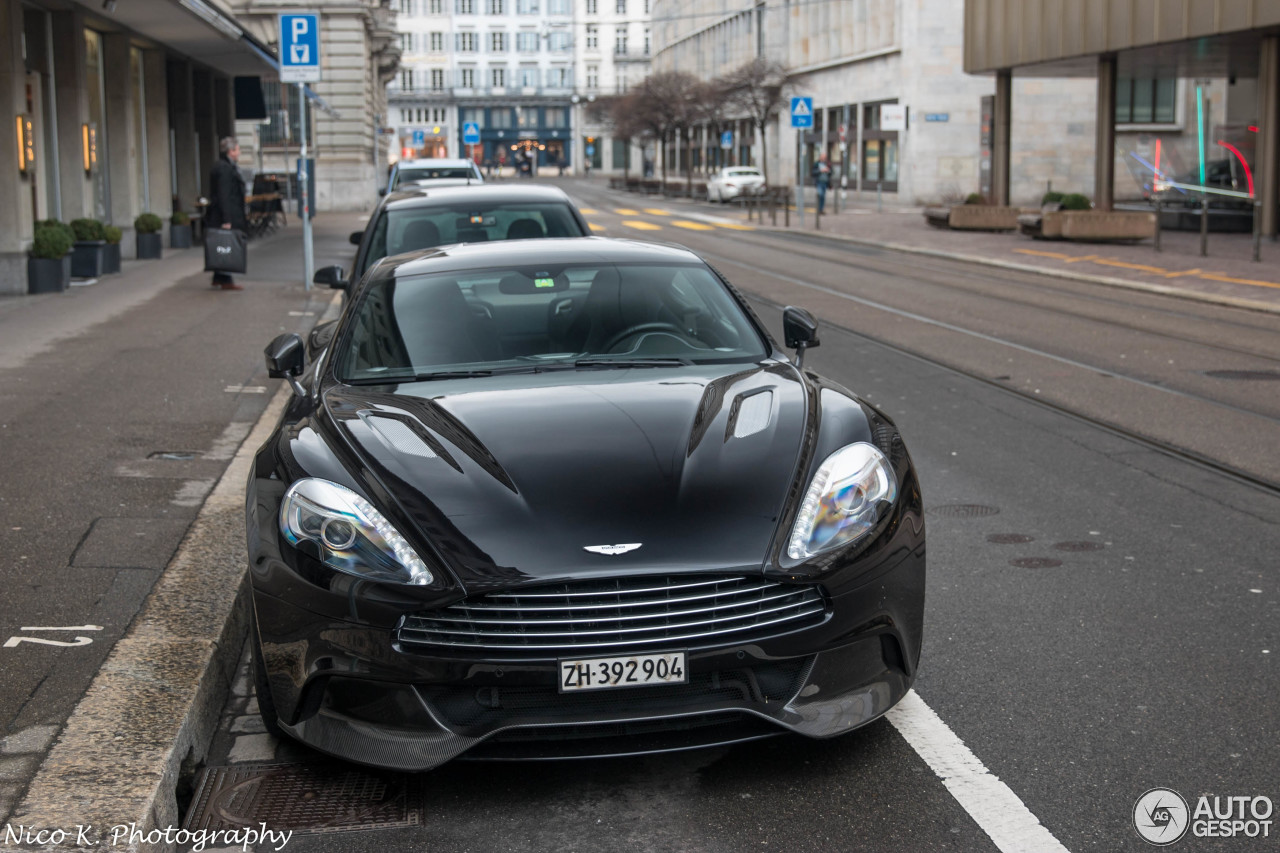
[148,451,198,460]
[928,504,1000,518]
[184,763,423,835]
[1053,541,1105,552]
[1203,370,1280,381]
[1009,557,1063,569]
[987,533,1035,544]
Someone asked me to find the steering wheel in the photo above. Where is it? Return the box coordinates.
[601,322,697,353]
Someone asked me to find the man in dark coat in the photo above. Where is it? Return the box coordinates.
[206,137,247,290]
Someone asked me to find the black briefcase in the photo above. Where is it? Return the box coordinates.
[204,229,247,274]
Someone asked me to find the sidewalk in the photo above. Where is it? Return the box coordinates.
[747,198,1280,313]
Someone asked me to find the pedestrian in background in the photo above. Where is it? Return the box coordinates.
[206,137,247,290]
[812,151,832,215]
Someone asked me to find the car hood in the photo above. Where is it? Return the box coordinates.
[322,363,809,591]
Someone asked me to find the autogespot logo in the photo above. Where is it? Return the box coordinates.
[1135,788,1190,846]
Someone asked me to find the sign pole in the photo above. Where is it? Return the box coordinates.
[795,129,804,228]
[299,83,313,291]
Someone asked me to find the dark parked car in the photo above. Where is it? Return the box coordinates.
[249,237,925,770]
[342,184,591,287]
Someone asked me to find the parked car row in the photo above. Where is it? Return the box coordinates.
[245,161,925,771]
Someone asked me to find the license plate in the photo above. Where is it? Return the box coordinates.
[558,651,687,692]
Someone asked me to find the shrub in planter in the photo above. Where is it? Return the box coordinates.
[28,222,73,294]
[1061,193,1092,211]
[68,217,107,278]
[102,225,122,274]
[1041,191,1065,206]
[170,211,192,249]
[135,212,164,259]
[964,193,986,205]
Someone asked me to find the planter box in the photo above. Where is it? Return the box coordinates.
[28,256,71,294]
[1059,210,1156,241]
[136,232,163,259]
[925,205,1019,230]
[170,223,192,249]
[102,243,121,274]
[70,240,106,278]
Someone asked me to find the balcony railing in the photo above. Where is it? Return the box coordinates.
[390,85,576,100]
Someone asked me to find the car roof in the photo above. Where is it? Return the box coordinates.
[379,183,577,210]
[374,237,703,280]
[395,158,477,169]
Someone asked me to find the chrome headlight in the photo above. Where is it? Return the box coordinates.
[787,442,897,560]
[279,478,433,585]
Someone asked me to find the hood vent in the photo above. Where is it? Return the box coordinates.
[358,411,438,459]
[728,390,773,439]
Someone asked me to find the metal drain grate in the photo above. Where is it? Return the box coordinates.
[928,504,1000,518]
[987,533,1035,544]
[184,763,423,835]
[1053,541,1105,552]
[1204,370,1280,381]
[1009,557,1063,569]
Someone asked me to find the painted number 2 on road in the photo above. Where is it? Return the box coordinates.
[4,625,103,648]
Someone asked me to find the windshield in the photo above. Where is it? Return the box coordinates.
[359,202,587,275]
[393,166,478,186]
[336,262,770,382]
[727,169,762,177]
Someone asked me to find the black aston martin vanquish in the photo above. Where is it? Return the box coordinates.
[247,237,925,770]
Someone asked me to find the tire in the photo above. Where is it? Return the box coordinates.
[249,607,287,739]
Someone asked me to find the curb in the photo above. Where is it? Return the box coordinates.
[750,223,1280,316]
[5,293,340,853]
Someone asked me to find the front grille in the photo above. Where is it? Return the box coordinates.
[427,658,812,730]
[398,574,828,656]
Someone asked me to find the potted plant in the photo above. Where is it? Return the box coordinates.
[28,221,73,294]
[69,218,107,278]
[170,211,192,249]
[102,225,122,274]
[135,213,164,259]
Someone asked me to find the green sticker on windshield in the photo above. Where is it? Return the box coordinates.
[535,277,555,289]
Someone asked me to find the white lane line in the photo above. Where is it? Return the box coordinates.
[888,691,1071,853]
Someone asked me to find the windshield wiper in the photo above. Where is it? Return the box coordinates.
[573,357,693,369]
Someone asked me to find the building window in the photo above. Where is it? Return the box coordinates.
[1116,76,1177,124]
[644,27,649,55]
[490,107,513,128]
[457,0,475,13]
[586,64,598,88]
[548,0,570,14]
[516,31,539,52]
[516,0,539,13]
[615,0,625,12]
[518,67,538,88]
[400,0,412,13]
[430,32,444,51]
[546,68,571,89]
[399,32,411,52]
[431,68,445,89]
[459,67,476,87]
[615,28,627,55]
[400,68,415,89]
[462,108,484,125]
[457,32,478,51]
[429,0,443,11]
[544,107,567,127]
[585,25,598,49]
[517,106,536,126]
[490,31,508,52]
[644,0,648,12]
[586,0,597,13]
[487,0,505,12]
[491,66,506,87]
[549,32,570,52]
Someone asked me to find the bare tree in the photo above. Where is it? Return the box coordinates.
[632,71,703,194]
[587,93,646,179]
[719,59,790,184]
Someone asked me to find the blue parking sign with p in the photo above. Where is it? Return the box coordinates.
[790,97,813,128]
[280,13,321,83]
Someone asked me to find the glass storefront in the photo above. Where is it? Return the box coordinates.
[84,29,109,220]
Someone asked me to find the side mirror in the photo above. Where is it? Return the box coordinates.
[782,306,820,369]
[314,265,348,290]
[349,231,364,246]
[265,333,307,396]
[378,187,387,196]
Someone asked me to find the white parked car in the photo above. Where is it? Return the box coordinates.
[707,166,765,202]
[383,158,484,195]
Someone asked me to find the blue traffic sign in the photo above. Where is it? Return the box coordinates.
[790,97,813,129]
[462,122,481,145]
[411,129,425,146]
[720,130,734,149]
[279,14,321,83]
[585,144,595,157]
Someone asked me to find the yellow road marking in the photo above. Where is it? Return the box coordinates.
[588,223,606,232]
[716,223,755,230]
[579,208,598,214]
[671,220,715,231]
[614,208,640,215]
[1013,248,1279,290]
[1013,248,1073,260]
[1090,258,1171,275]
[1199,272,1280,290]
[1162,268,1202,278]
[1061,253,1099,264]
[643,208,671,216]
[622,220,662,231]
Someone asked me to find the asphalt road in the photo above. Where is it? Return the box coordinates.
[195,182,1278,852]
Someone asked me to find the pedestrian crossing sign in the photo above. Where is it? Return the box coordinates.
[790,97,813,128]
